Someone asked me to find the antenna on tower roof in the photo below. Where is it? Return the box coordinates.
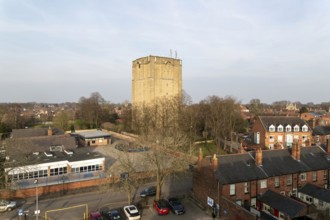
[175,50,177,59]
[170,49,172,58]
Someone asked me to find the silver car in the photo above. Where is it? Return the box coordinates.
[0,200,17,212]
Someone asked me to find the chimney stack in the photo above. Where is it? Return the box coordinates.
[296,143,301,161]
[256,148,262,166]
[239,141,245,154]
[212,154,218,171]
[48,126,53,136]
[198,148,203,161]
[292,141,300,161]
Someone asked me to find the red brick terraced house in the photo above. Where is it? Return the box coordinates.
[251,116,312,149]
[192,142,330,219]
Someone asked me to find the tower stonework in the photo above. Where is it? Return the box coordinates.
[132,55,182,106]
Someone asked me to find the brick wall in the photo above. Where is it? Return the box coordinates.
[192,166,256,220]
[0,177,113,200]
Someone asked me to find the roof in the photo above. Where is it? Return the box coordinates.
[300,146,330,171]
[312,125,330,136]
[211,146,330,184]
[299,183,330,203]
[5,146,104,168]
[5,135,77,158]
[253,149,308,177]
[258,116,310,130]
[214,153,268,184]
[259,190,306,217]
[71,130,111,139]
[11,127,64,138]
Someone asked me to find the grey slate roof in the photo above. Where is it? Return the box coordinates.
[213,146,330,184]
[259,190,306,218]
[258,116,309,130]
[300,146,330,171]
[215,154,268,184]
[253,150,309,177]
[11,128,64,138]
[312,126,330,136]
[71,130,111,139]
[299,183,330,203]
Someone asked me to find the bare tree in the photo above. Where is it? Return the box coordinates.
[202,96,245,151]
[132,96,194,201]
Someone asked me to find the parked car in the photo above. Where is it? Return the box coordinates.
[139,186,156,198]
[101,209,124,220]
[167,197,185,215]
[0,200,17,212]
[90,211,103,220]
[123,205,140,220]
[153,199,169,215]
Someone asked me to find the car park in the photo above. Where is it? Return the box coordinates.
[153,199,169,215]
[123,205,140,220]
[167,197,185,215]
[101,209,124,220]
[0,200,17,212]
[139,186,156,198]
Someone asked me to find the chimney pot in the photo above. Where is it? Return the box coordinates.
[212,154,218,171]
[48,126,53,136]
[239,141,245,154]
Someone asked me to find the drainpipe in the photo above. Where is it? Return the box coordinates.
[217,180,220,219]
[327,169,330,189]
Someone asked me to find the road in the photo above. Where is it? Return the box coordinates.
[0,173,214,220]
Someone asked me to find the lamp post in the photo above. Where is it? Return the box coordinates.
[34,179,39,220]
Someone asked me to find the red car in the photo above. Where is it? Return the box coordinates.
[153,199,169,215]
[90,211,103,220]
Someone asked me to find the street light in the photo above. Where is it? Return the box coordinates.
[34,179,39,220]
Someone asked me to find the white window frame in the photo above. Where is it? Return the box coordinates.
[269,125,275,132]
[277,135,283,143]
[312,171,317,181]
[244,182,249,193]
[294,125,300,132]
[260,180,267,189]
[323,170,328,180]
[277,125,283,132]
[230,184,235,195]
[275,176,280,187]
[269,135,274,143]
[300,173,307,181]
[287,175,292,185]
[302,125,308,132]
[286,125,292,132]
[251,198,256,208]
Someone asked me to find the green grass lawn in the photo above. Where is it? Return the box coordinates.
[194,141,227,156]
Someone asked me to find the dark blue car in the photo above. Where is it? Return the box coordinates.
[167,197,185,215]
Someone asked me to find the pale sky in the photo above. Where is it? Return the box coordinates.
[1,0,330,104]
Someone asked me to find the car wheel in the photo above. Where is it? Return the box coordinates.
[7,207,12,211]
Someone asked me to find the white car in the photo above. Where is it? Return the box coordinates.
[0,200,17,212]
[123,205,140,220]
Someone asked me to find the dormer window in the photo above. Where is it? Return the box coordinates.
[285,125,292,132]
[269,125,275,132]
[302,125,308,132]
[293,125,300,132]
[277,125,283,132]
